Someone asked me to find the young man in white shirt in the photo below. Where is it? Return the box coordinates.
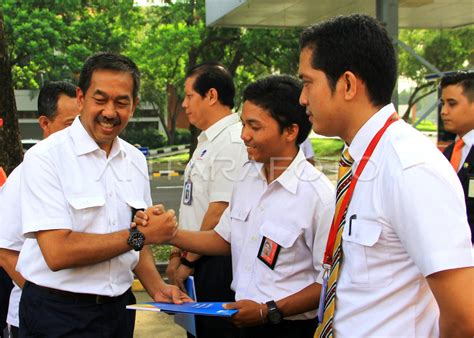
[298,14,473,337]
[440,71,474,245]
[167,62,247,338]
[137,74,335,338]
[15,53,190,337]
[0,81,80,338]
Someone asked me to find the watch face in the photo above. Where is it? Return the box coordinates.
[267,301,282,324]
[128,228,145,251]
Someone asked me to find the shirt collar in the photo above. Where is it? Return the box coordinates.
[253,149,307,194]
[460,129,474,148]
[198,114,240,143]
[348,103,396,162]
[69,116,125,158]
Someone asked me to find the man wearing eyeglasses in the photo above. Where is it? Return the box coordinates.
[440,71,474,245]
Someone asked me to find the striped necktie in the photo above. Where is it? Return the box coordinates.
[450,138,465,172]
[315,148,354,338]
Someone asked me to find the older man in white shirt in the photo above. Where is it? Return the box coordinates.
[15,53,189,338]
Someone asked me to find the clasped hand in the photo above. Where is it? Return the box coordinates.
[133,204,178,245]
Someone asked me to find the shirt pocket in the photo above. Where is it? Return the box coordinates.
[120,198,148,231]
[259,221,300,276]
[342,219,393,287]
[65,195,106,233]
[230,207,251,222]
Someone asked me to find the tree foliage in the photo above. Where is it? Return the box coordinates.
[0,7,23,174]
[2,0,138,89]
[398,27,473,121]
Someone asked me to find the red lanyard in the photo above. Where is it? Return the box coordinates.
[323,112,399,266]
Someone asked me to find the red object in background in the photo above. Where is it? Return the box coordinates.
[0,118,3,128]
[0,167,6,186]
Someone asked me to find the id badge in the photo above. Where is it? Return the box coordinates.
[317,274,328,323]
[257,236,281,270]
[469,175,474,198]
[183,179,193,205]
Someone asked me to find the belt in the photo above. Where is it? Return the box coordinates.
[25,281,130,305]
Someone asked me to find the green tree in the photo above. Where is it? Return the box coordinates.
[0,7,23,174]
[2,0,138,89]
[398,27,473,121]
[129,0,301,148]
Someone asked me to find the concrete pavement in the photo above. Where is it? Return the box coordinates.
[133,291,187,338]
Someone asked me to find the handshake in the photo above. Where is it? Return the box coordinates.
[132,205,179,245]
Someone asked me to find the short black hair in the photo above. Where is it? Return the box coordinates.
[243,74,311,145]
[300,14,396,107]
[78,52,140,99]
[440,71,474,102]
[186,62,235,109]
[37,81,77,119]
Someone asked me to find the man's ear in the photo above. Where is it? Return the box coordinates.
[131,97,140,118]
[285,123,299,143]
[76,87,85,111]
[38,115,50,133]
[339,71,358,100]
[207,88,219,106]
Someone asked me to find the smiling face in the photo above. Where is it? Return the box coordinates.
[240,100,295,165]
[298,47,345,138]
[440,84,474,137]
[77,69,138,154]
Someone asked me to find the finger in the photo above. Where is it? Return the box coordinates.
[133,217,147,226]
[130,222,137,228]
[136,210,148,220]
[153,204,165,215]
[171,288,184,304]
[179,291,194,303]
[223,302,238,310]
[167,209,176,217]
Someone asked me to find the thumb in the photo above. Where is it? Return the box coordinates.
[223,302,238,310]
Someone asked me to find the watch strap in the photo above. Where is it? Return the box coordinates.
[180,257,198,268]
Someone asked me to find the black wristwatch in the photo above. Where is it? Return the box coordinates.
[266,300,283,324]
[127,227,145,251]
[180,257,197,269]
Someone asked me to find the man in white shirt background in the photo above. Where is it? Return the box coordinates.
[0,81,79,338]
[15,52,189,337]
[440,71,474,245]
[137,74,335,338]
[164,61,247,338]
[298,14,473,337]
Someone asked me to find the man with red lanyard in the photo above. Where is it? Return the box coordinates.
[298,14,473,337]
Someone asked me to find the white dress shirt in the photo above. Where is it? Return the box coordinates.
[179,114,247,230]
[456,129,474,172]
[215,149,335,320]
[17,117,152,296]
[334,104,473,337]
[0,164,23,327]
[300,138,315,160]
